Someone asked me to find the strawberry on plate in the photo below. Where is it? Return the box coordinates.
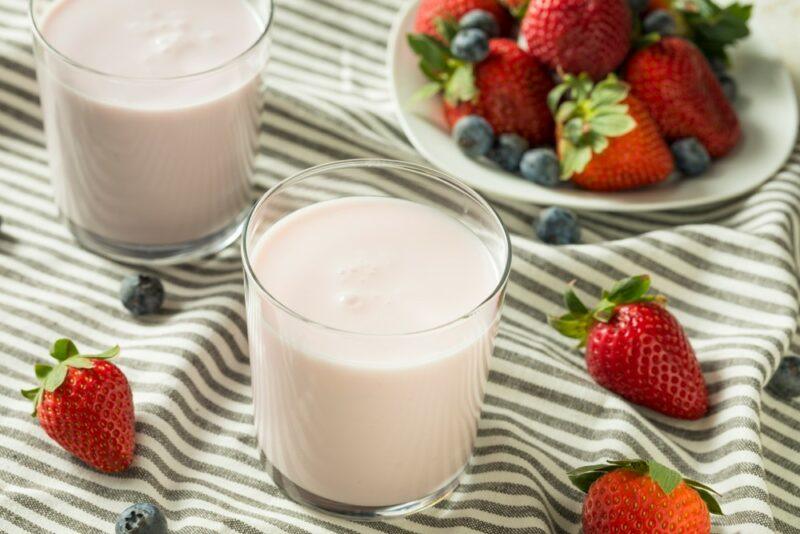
[624,36,741,157]
[549,73,673,191]
[414,0,513,40]
[521,0,632,80]
[569,459,722,533]
[549,275,709,419]
[408,34,554,145]
[21,339,135,473]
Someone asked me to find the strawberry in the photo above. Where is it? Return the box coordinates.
[549,275,709,419]
[414,0,513,40]
[21,339,135,473]
[624,37,740,157]
[408,35,554,145]
[569,459,723,533]
[549,74,673,191]
[520,0,632,80]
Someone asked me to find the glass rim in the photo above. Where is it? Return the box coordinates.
[28,0,274,82]
[242,158,512,338]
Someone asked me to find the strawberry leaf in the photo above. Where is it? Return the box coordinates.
[605,275,651,304]
[35,363,52,382]
[44,363,67,393]
[693,486,724,515]
[555,102,577,125]
[433,16,459,43]
[591,114,636,137]
[444,63,476,104]
[64,356,95,369]
[547,84,570,114]
[83,345,120,360]
[407,33,450,73]
[560,142,592,178]
[50,339,78,361]
[20,388,39,401]
[676,0,752,61]
[411,82,442,104]
[646,460,683,495]
[565,288,589,316]
[589,76,629,107]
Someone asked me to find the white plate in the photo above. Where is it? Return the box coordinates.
[387,0,798,212]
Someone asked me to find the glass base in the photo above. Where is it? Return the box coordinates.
[266,458,464,521]
[66,211,248,265]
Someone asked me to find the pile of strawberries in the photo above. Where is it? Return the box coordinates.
[409,0,751,191]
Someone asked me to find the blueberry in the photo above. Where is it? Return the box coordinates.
[520,148,560,187]
[450,28,490,62]
[718,74,737,102]
[671,137,711,177]
[766,356,800,399]
[458,9,500,38]
[115,503,168,534]
[627,0,650,13]
[120,275,165,316]
[453,115,494,157]
[535,207,580,245]
[488,134,529,171]
[643,9,677,35]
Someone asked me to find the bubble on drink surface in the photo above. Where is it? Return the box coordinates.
[337,292,364,309]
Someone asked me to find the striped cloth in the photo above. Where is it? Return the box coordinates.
[0,0,798,532]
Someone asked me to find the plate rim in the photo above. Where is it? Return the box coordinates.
[386,0,799,212]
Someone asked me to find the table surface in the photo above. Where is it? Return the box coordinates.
[0,1,798,533]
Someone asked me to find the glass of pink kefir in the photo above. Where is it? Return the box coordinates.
[30,0,272,263]
[243,159,511,519]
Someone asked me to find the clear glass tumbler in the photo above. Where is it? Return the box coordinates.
[30,0,273,263]
[242,159,511,519]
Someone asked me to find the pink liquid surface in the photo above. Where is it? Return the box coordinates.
[247,197,503,506]
[36,0,265,246]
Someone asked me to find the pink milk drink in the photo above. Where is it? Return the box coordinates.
[243,160,511,518]
[30,0,272,262]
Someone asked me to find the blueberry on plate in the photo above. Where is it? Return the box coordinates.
[520,148,560,187]
[450,28,490,63]
[488,133,529,171]
[120,274,165,316]
[116,503,168,534]
[458,9,499,38]
[535,207,580,245]
[643,9,677,36]
[718,74,737,102]
[767,356,800,399]
[627,0,650,13]
[453,115,494,157]
[671,137,711,177]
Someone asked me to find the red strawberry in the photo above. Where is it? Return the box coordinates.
[414,0,513,39]
[21,339,135,472]
[624,36,741,157]
[521,0,632,80]
[408,35,554,145]
[549,275,709,419]
[550,74,673,191]
[569,459,722,534]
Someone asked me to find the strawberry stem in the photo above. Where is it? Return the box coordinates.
[21,339,121,417]
[548,275,657,345]
[568,458,724,515]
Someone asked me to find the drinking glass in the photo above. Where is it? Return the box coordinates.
[242,159,511,519]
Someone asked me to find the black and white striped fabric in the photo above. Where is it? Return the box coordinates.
[0,0,798,532]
